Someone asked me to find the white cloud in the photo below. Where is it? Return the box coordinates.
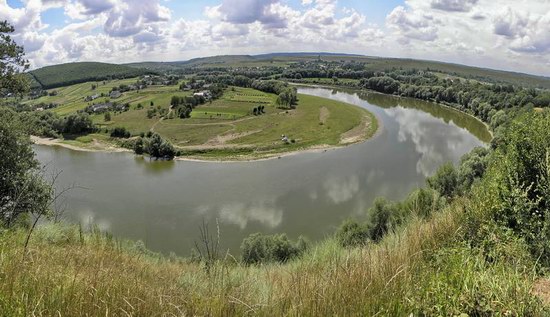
[431,0,478,12]
[0,0,548,76]
[386,6,439,42]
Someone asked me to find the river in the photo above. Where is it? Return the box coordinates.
[34,87,490,255]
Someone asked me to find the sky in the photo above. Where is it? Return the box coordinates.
[1,0,549,76]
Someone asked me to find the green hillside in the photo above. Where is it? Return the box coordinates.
[29,62,153,89]
[129,53,550,89]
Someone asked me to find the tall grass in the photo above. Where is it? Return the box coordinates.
[0,197,544,316]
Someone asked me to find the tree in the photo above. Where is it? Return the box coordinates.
[104,112,111,122]
[0,20,29,96]
[133,137,144,155]
[276,88,297,109]
[63,113,94,134]
[0,108,50,228]
[143,133,176,159]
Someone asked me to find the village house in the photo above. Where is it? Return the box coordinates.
[193,90,212,100]
[90,102,112,113]
[110,90,122,99]
[84,94,100,102]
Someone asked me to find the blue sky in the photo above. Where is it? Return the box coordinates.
[1,0,549,76]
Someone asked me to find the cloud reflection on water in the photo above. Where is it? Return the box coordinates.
[385,105,478,177]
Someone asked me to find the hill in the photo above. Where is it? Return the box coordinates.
[29,62,154,90]
[127,53,550,89]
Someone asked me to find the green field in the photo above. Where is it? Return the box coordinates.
[24,77,194,117]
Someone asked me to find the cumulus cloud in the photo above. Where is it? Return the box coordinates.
[104,0,170,37]
[431,0,478,12]
[212,0,287,29]
[386,6,439,42]
[491,7,550,54]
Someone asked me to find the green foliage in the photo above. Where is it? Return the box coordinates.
[139,133,175,159]
[0,108,50,227]
[240,233,307,265]
[0,20,29,96]
[18,110,64,138]
[62,113,94,134]
[367,197,404,242]
[471,112,550,266]
[336,219,370,247]
[457,146,490,193]
[427,162,459,198]
[110,127,131,138]
[403,187,445,219]
[29,62,152,89]
[133,137,144,155]
[249,80,297,109]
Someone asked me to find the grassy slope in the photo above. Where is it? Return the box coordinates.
[29,62,151,89]
[0,199,542,316]
[26,77,141,115]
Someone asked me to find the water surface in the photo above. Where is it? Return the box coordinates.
[35,87,489,255]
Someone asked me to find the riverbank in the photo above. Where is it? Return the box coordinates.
[291,82,494,140]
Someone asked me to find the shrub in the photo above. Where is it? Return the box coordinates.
[367,197,404,242]
[427,162,459,199]
[241,233,305,265]
[403,187,445,219]
[110,127,131,138]
[474,112,550,266]
[336,219,369,247]
[134,137,144,155]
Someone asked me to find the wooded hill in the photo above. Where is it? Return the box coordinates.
[29,62,153,90]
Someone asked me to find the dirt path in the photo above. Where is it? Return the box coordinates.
[150,107,174,132]
[319,107,330,124]
[204,130,262,146]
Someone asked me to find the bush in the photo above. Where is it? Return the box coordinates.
[403,187,445,219]
[367,197,404,242]
[472,112,550,266]
[241,233,306,265]
[336,219,370,247]
[427,162,458,198]
[133,137,144,154]
[110,127,131,138]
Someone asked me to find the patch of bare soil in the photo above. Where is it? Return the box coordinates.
[340,115,372,144]
[319,106,330,124]
[204,130,262,146]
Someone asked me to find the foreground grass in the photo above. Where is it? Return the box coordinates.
[0,199,544,316]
